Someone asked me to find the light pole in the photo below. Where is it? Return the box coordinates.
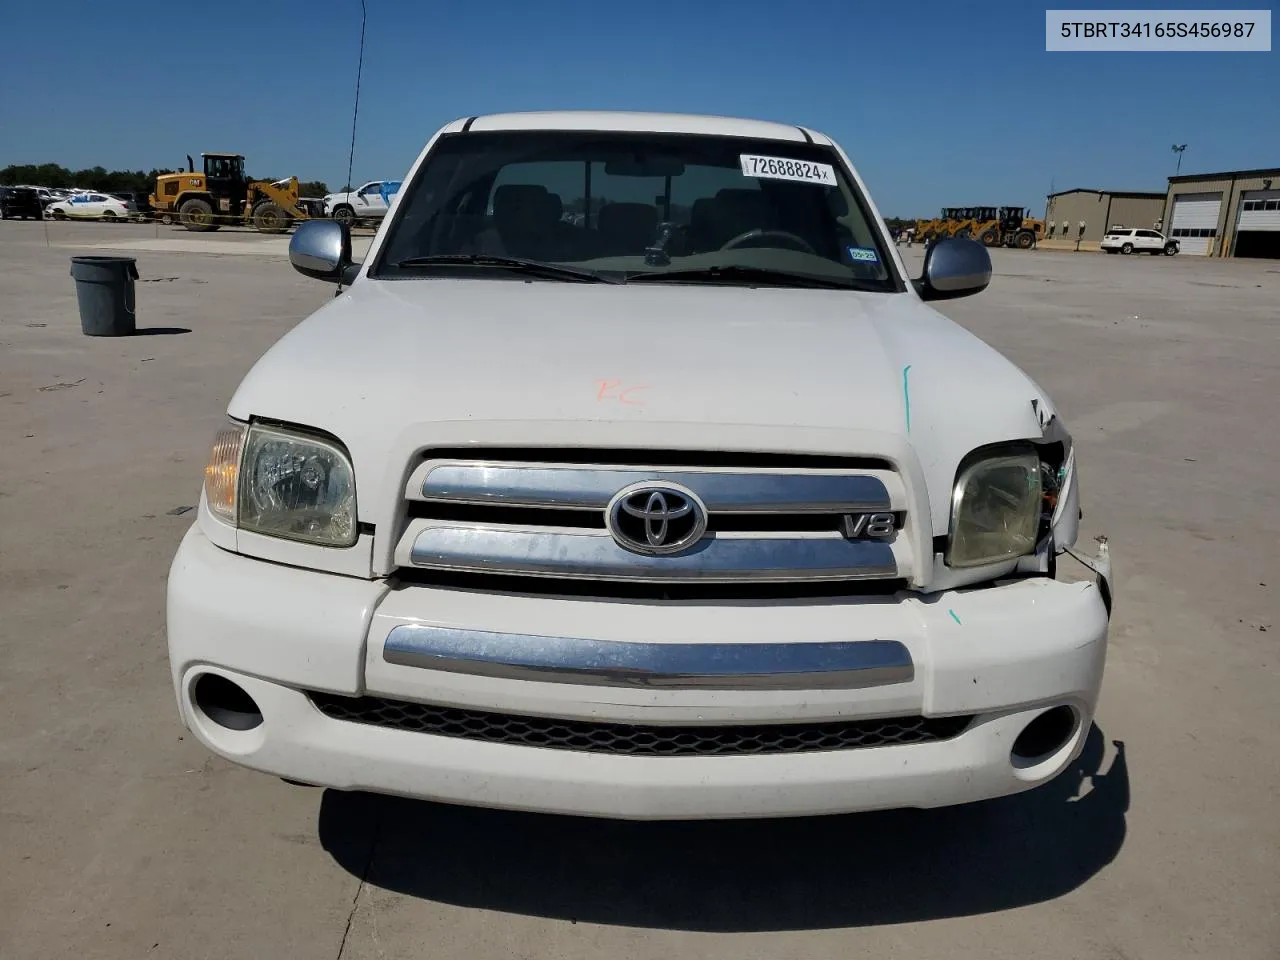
[1172,144,1187,175]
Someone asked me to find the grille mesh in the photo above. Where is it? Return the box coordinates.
[308,692,970,757]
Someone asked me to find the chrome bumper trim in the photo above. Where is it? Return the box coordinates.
[407,524,898,582]
[419,463,892,513]
[382,624,914,690]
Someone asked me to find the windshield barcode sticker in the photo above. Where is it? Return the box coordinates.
[740,154,837,186]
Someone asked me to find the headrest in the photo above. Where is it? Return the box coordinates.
[494,184,562,228]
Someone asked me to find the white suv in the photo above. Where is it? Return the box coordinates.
[167,111,1113,821]
[1101,226,1178,255]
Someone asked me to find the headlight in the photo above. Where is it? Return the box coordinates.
[202,420,357,547]
[240,424,357,546]
[946,449,1042,568]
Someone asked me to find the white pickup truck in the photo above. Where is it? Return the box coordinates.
[322,181,400,226]
[167,111,1113,820]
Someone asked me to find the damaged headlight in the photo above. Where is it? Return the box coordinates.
[946,448,1042,568]
[202,420,357,547]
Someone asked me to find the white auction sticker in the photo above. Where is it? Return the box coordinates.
[740,154,837,186]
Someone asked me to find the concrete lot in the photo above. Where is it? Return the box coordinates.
[1,220,1276,959]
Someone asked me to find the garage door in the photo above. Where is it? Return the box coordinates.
[1170,192,1222,255]
[1237,190,1280,230]
[1234,190,1280,259]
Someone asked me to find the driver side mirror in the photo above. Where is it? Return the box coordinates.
[289,219,359,284]
[914,237,991,301]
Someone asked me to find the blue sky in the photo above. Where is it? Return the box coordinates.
[0,0,1274,216]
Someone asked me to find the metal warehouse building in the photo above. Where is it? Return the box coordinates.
[1163,167,1280,258]
[1043,189,1166,245]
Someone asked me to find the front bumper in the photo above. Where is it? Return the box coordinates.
[167,526,1111,820]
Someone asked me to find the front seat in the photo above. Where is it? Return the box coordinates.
[707,188,773,248]
[595,202,658,257]
[496,184,562,258]
[469,184,570,259]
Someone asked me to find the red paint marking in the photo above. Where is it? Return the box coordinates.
[596,380,649,406]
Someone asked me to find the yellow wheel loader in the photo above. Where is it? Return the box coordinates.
[150,153,310,233]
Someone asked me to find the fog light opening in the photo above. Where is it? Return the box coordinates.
[1011,705,1077,766]
[193,673,263,731]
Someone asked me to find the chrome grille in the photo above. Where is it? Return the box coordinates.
[308,692,971,756]
[396,452,910,588]
[420,463,892,513]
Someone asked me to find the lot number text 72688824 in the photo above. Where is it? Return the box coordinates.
[739,154,837,186]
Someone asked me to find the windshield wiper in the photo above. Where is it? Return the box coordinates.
[391,254,621,283]
[624,264,877,290]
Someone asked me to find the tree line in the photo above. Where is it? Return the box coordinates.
[1,162,329,197]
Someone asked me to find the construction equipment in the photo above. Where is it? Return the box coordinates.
[929,207,989,241]
[150,153,310,233]
[911,210,942,243]
[915,206,1046,249]
[950,206,999,241]
[976,207,1045,249]
[913,207,963,243]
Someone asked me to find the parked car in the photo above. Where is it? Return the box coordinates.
[19,186,54,209]
[1101,226,1178,256]
[45,193,131,221]
[168,110,1113,821]
[0,186,44,220]
[322,180,400,225]
[109,192,154,220]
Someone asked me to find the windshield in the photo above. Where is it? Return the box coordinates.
[371,131,900,291]
[205,156,243,179]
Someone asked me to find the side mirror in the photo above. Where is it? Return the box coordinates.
[289,219,353,282]
[914,237,991,301]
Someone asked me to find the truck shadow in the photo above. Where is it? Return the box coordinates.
[318,726,1127,931]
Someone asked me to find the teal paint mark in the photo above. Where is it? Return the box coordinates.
[948,608,962,625]
[902,364,913,433]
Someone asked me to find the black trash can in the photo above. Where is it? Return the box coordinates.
[70,256,139,336]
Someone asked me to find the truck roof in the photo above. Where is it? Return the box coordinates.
[458,110,829,145]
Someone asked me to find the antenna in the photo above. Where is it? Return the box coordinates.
[1171,144,1187,175]
[338,0,368,295]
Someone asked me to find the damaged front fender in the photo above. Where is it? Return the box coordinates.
[1030,394,1113,618]
[1032,393,1082,553]
[1067,536,1114,618]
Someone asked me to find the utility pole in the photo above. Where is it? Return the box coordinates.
[1172,144,1187,175]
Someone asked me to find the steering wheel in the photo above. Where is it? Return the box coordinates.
[719,228,817,255]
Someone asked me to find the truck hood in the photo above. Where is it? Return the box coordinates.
[228,278,1056,532]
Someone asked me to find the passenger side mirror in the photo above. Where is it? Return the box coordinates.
[914,237,991,301]
[289,219,353,283]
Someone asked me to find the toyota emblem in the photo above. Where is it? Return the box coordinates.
[605,482,708,555]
